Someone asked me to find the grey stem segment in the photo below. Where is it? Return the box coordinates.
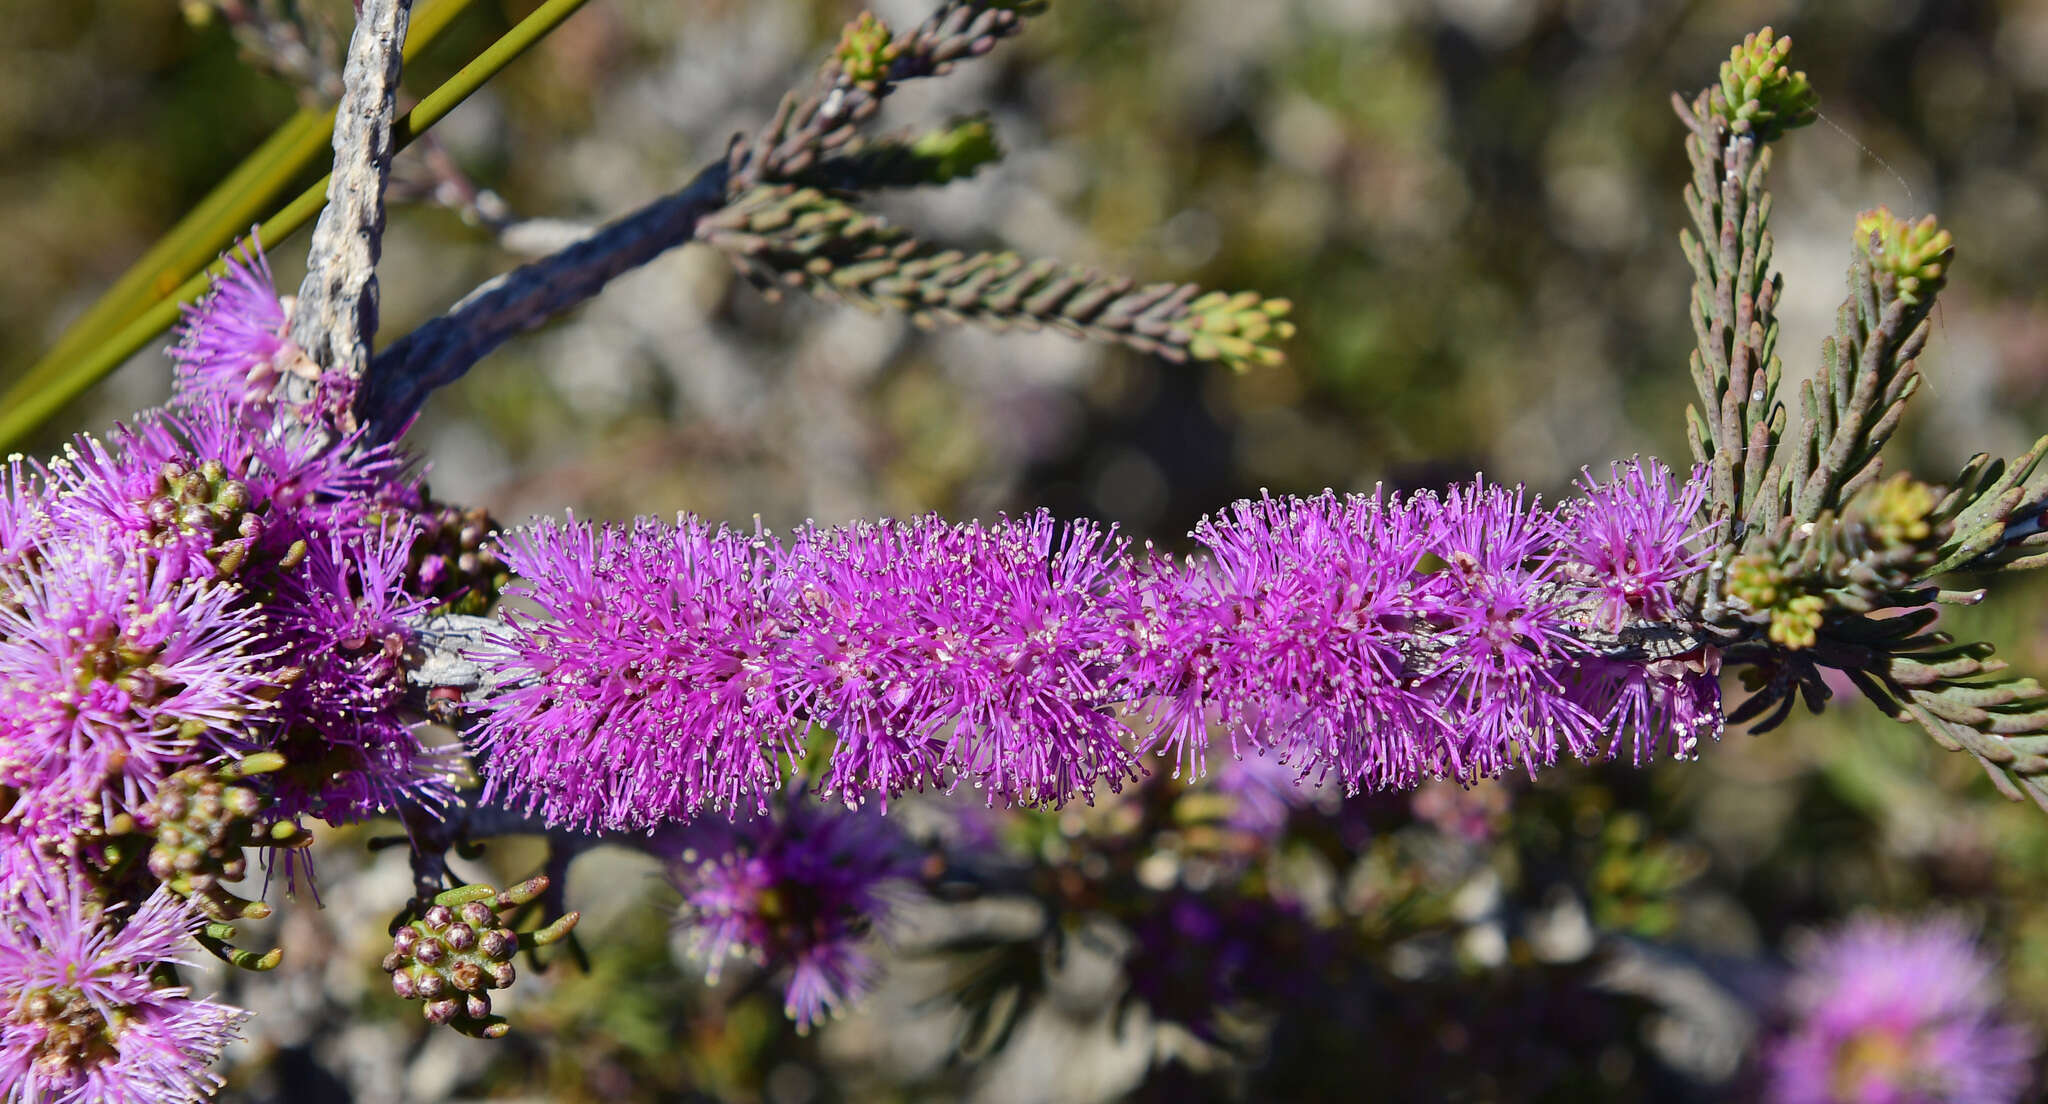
[289,0,413,405]
[404,613,522,697]
[358,162,731,441]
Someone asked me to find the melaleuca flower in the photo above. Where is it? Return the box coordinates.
[1420,481,1599,778]
[1568,653,1723,765]
[52,421,269,583]
[476,515,801,831]
[0,866,248,1104]
[1561,458,1711,632]
[1120,490,1437,792]
[1767,917,2036,1104]
[256,523,455,822]
[50,402,420,584]
[672,807,915,1033]
[778,511,1136,807]
[483,468,1726,826]
[0,456,49,581]
[0,539,273,838]
[168,236,303,410]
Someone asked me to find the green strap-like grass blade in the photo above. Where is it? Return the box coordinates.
[0,0,591,452]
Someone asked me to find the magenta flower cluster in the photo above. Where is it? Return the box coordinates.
[1767,917,2038,1104]
[0,249,458,852]
[0,247,470,1096]
[477,460,1719,832]
[0,865,246,1104]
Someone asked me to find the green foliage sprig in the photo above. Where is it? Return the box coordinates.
[1675,30,2048,810]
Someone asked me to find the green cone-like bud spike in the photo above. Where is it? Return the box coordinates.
[1717,28,1817,140]
[908,116,1001,183]
[1855,472,1938,549]
[1187,291,1298,373]
[701,186,1296,372]
[1725,553,1826,650]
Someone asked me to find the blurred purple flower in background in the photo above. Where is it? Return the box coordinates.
[671,807,917,1034]
[1767,916,2037,1104]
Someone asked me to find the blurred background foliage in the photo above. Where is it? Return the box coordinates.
[9,0,2048,1100]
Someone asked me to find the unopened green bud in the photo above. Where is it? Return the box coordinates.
[1855,208,1953,306]
[1717,28,1818,140]
[835,13,896,86]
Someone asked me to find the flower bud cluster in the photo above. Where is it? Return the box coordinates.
[140,758,309,923]
[404,500,506,615]
[381,879,579,1039]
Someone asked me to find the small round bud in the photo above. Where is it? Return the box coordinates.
[489,961,516,990]
[424,905,455,929]
[225,788,262,817]
[416,972,447,999]
[391,971,416,999]
[446,923,476,952]
[466,994,492,1020]
[480,928,516,959]
[459,901,494,929]
[424,998,459,1025]
[449,961,484,993]
[414,939,446,966]
[392,927,419,956]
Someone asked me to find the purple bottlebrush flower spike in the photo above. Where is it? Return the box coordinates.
[779,511,1137,808]
[0,539,275,839]
[1557,459,1721,765]
[476,515,802,831]
[1420,479,1601,779]
[255,522,456,823]
[1120,490,1437,791]
[1561,457,1712,632]
[169,235,301,410]
[481,464,1723,827]
[671,807,915,1033]
[0,864,248,1104]
[1766,916,2037,1104]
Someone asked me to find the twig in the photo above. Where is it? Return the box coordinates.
[358,162,731,440]
[288,0,412,408]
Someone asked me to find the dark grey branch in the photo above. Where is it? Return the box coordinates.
[357,162,731,441]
